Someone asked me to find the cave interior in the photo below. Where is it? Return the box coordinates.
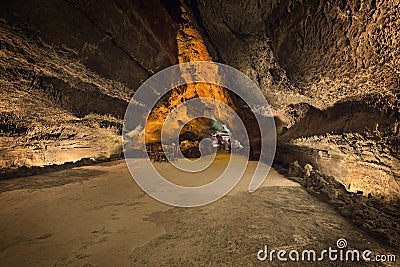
[0,0,399,251]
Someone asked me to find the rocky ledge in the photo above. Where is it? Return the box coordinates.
[275,160,400,247]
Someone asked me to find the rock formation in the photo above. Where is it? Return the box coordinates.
[0,0,399,244]
[142,7,236,146]
[185,0,399,201]
[0,0,179,173]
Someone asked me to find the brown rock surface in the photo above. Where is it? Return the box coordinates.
[187,0,400,199]
[142,8,236,145]
[0,1,180,173]
[0,0,399,259]
[0,22,126,173]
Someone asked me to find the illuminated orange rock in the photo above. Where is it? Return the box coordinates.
[144,7,235,145]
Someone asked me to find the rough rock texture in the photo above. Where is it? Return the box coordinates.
[0,22,125,172]
[0,0,180,174]
[1,0,399,201]
[187,0,400,200]
[284,161,400,247]
[0,0,179,89]
[0,0,398,250]
[188,0,399,108]
[277,100,399,200]
[141,9,235,145]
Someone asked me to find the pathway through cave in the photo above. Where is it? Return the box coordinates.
[0,154,396,266]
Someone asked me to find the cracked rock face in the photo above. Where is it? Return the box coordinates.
[0,0,179,88]
[0,1,245,171]
[187,0,399,200]
[0,22,124,171]
[141,9,236,146]
[188,0,399,108]
[0,0,180,173]
[0,0,399,203]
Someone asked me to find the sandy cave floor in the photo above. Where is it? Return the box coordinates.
[0,154,398,266]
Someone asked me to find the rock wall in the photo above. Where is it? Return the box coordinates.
[1,0,399,203]
[187,0,399,108]
[0,0,251,171]
[0,0,179,89]
[0,0,180,173]
[282,161,400,247]
[187,0,400,200]
[142,8,235,145]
